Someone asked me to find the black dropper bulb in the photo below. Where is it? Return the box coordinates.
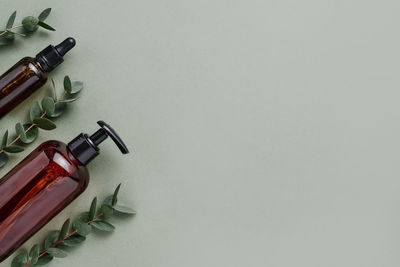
[36,37,76,72]
[67,121,129,166]
[55,38,76,56]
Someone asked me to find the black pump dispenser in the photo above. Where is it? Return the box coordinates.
[67,121,129,166]
[36,37,76,72]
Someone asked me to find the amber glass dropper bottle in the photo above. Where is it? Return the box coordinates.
[0,37,76,118]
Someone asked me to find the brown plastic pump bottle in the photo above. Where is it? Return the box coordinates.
[0,121,129,263]
[0,37,76,118]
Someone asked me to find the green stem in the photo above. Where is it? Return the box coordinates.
[0,90,66,155]
[24,213,104,266]
[0,24,23,37]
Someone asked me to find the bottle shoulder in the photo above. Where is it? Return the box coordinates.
[17,57,47,77]
[36,141,88,171]
[37,140,67,151]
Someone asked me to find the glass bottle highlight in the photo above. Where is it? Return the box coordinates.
[0,121,129,262]
[0,37,75,118]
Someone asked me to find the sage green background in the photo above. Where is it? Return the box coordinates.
[1,0,400,266]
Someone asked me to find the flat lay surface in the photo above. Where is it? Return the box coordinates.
[1,0,400,266]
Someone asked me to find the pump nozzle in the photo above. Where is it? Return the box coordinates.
[67,121,129,166]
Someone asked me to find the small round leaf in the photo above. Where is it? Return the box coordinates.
[33,118,56,130]
[3,31,15,41]
[34,254,53,266]
[1,130,8,149]
[73,213,91,236]
[44,231,60,250]
[46,248,67,258]
[30,101,42,122]
[3,145,24,153]
[59,93,80,103]
[11,250,28,267]
[29,244,40,265]
[15,122,27,143]
[59,218,70,240]
[63,76,72,94]
[50,102,67,118]
[98,204,114,219]
[62,234,86,247]
[23,124,39,143]
[73,221,91,236]
[41,96,55,116]
[103,195,113,206]
[91,220,115,232]
[71,81,84,94]
[76,212,90,222]
[114,205,137,215]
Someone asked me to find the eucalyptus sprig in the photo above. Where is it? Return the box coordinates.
[0,8,55,42]
[0,76,83,168]
[11,184,136,267]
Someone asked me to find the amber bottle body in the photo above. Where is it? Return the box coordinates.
[0,141,89,263]
[0,57,47,118]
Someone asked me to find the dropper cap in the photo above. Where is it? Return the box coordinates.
[67,121,129,166]
[36,37,76,72]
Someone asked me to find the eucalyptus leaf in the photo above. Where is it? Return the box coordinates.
[4,31,15,40]
[1,129,8,149]
[98,204,114,219]
[23,124,39,143]
[89,197,97,220]
[33,118,56,130]
[6,11,16,29]
[103,195,113,206]
[44,231,60,250]
[29,244,40,265]
[114,205,137,215]
[11,183,133,266]
[71,81,84,94]
[76,212,90,222]
[22,16,39,32]
[34,254,53,266]
[30,101,42,122]
[62,234,86,247]
[11,250,28,267]
[51,78,57,100]
[73,213,91,236]
[0,153,9,168]
[63,76,72,94]
[15,122,27,143]
[38,8,51,21]
[112,183,121,206]
[91,220,115,232]
[4,145,24,153]
[37,21,55,31]
[73,221,91,236]
[41,96,55,116]
[47,248,67,258]
[50,102,67,118]
[59,218,70,240]
[59,92,80,103]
